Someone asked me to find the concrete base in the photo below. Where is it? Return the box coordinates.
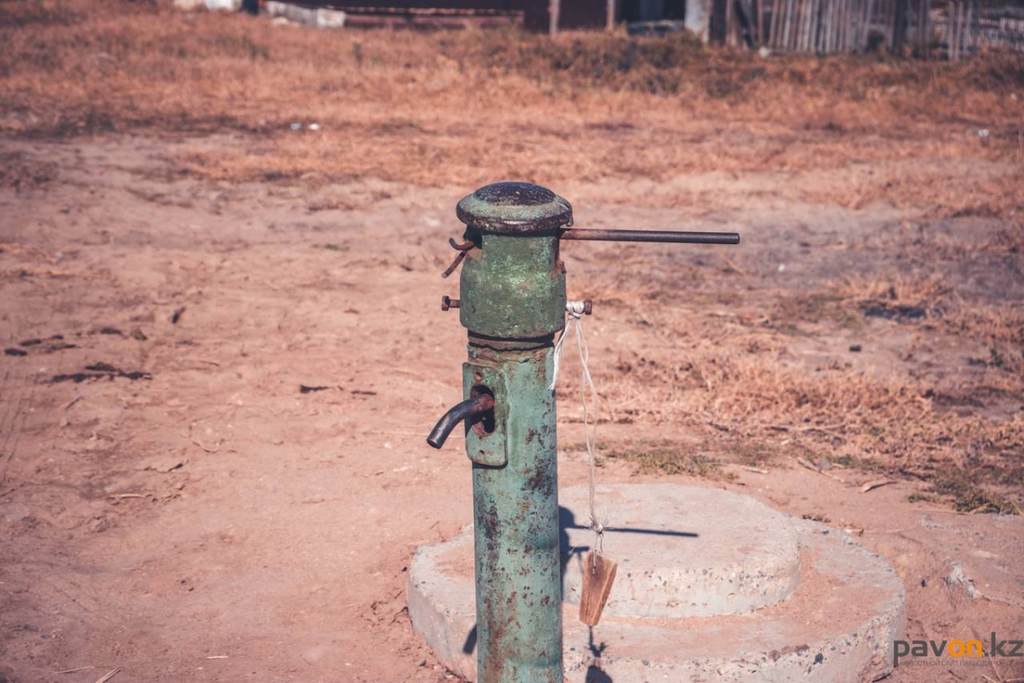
[408,484,906,682]
[559,485,802,618]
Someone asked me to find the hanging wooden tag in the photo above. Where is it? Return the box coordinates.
[578,551,618,626]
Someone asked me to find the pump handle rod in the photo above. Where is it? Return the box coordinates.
[560,228,740,245]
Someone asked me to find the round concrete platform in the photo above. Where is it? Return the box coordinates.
[408,484,906,682]
[560,485,801,618]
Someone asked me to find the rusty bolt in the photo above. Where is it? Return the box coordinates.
[442,296,462,311]
[583,299,593,315]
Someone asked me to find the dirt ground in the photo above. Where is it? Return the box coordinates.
[2,3,1023,683]
[1,133,1021,682]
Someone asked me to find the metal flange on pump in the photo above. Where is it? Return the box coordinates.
[427,182,738,683]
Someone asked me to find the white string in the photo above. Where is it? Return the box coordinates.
[550,300,604,556]
[549,301,585,391]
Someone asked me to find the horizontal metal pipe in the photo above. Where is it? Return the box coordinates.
[560,228,740,245]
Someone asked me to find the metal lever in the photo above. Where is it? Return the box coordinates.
[427,394,495,449]
[560,228,740,245]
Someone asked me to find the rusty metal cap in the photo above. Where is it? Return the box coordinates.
[456,182,573,233]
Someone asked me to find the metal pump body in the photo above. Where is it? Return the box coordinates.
[458,182,569,683]
[428,181,739,683]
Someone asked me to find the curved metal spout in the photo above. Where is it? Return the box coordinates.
[427,394,495,449]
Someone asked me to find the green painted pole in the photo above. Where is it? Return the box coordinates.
[429,182,570,683]
[458,185,568,683]
[426,182,738,682]
[468,343,560,682]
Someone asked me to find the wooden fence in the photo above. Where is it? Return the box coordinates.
[713,0,1024,57]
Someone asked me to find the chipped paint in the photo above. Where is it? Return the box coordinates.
[459,183,567,682]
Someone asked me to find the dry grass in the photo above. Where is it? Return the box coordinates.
[836,273,950,317]
[2,0,1023,212]
[2,0,1022,512]
[556,241,1023,512]
[588,334,1024,509]
[601,441,734,479]
[0,151,57,190]
[832,273,1024,377]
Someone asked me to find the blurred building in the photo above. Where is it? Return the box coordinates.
[255,0,1024,56]
[280,0,706,31]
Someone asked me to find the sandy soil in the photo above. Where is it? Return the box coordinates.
[0,134,1022,683]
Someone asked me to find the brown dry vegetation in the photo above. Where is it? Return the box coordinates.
[2,0,1023,206]
[581,234,1024,512]
[2,0,1023,517]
